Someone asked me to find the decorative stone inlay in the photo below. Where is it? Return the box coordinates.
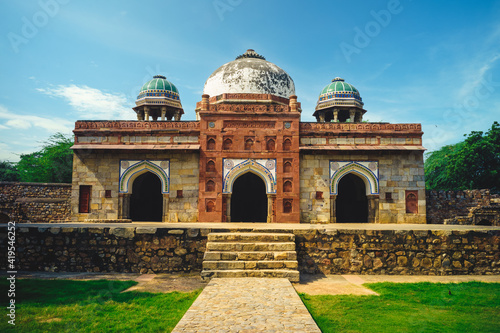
[222,158,277,194]
[74,121,200,130]
[224,120,276,128]
[208,121,215,128]
[284,122,291,129]
[330,161,379,195]
[300,122,422,132]
[119,160,170,194]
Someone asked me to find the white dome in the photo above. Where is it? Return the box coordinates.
[203,49,295,99]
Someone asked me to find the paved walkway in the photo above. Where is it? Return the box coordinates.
[172,278,321,333]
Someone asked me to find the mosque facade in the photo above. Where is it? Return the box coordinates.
[70,49,426,224]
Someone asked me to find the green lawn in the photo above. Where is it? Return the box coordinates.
[300,282,500,333]
[0,279,201,333]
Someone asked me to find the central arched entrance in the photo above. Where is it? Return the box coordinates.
[130,172,163,221]
[231,172,267,222]
[336,173,368,222]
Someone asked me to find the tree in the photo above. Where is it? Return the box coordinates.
[425,121,500,192]
[0,161,19,181]
[16,133,74,183]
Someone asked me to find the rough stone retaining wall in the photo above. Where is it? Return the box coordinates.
[425,189,492,224]
[2,227,206,273]
[295,228,500,275]
[2,226,498,276]
[0,182,71,223]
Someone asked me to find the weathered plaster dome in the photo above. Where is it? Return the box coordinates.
[203,49,295,99]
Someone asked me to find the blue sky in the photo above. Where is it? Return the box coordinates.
[1,0,499,161]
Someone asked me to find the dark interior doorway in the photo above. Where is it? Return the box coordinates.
[231,172,267,222]
[336,173,368,222]
[130,172,163,221]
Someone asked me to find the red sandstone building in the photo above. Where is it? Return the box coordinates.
[71,50,426,224]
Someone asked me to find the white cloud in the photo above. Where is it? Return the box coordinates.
[0,105,73,132]
[37,84,131,119]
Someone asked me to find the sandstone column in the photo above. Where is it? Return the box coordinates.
[367,195,379,223]
[226,194,231,222]
[330,194,337,223]
[162,193,169,222]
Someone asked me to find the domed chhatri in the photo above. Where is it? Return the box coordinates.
[134,75,184,121]
[203,49,295,99]
[313,77,366,123]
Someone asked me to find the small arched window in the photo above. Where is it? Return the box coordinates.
[223,138,232,150]
[266,138,275,151]
[245,138,254,150]
[206,200,215,212]
[283,180,292,193]
[283,138,292,151]
[283,200,292,213]
[207,138,216,150]
[206,180,215,192]
[283,161,292,173]
[206,160,216,172]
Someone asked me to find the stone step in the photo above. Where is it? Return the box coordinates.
[200,269,300,283]
[204,251,297,261]
[203,260,298,270]
[208,232,295,243]
[206,242,296,252]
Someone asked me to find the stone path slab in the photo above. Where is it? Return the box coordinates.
[172,278,321,333]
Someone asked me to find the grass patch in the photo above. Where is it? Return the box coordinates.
[300,282,500,333]
[0,279,201,332]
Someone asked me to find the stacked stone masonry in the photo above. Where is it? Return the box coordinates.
[426,189,498,225]
[71,151,199,222]
[299,151,426,224]
[295,228,500,275]
[2,226,498,276]
[0,182,71,223]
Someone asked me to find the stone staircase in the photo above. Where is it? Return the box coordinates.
[201,232,299,282]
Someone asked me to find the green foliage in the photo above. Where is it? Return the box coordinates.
[16,133,73,183]
[301,282,500,333]
[0,161,18,181]
[0,279,201,333]
[425,121,500,191]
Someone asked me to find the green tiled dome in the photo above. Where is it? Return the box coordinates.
[315,77,364,115]
[320,77,359,95]
[137,75,179,99]
[317,77,363,104]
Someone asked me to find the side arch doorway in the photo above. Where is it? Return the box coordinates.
[230,172,267,222]
[336,173,368,222]
[130,172,163,221]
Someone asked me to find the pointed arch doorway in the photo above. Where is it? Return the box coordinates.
[130,172,163,221]
[336,173,368,222]
[230,172,268,222]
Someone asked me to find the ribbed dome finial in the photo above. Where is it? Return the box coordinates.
[235,49,266,60]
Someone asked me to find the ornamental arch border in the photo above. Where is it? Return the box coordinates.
[223,159,276,194]
[330,161,379,196]
[119,160,169,194]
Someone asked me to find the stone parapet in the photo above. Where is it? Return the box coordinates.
[295,228,500,275]
[2,225,498,276]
